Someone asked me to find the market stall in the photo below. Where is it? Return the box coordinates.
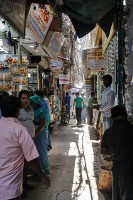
[0,55,28,95]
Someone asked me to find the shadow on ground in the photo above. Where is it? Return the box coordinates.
[22,119,112,200]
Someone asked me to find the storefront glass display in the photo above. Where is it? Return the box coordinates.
[28,67,38,92]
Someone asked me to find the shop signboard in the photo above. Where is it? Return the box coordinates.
[26,4,53,44]
[0,0,27,37]
[87,48,105,72]
[59,75,69,85]
[50,59,62,70]
[48,32,61,58]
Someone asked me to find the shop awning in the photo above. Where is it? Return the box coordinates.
[31,0,118,38]
[62,0,118,38]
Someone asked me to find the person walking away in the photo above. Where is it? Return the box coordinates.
[98,74,115,133]
[64,92,71,119]
[81,92,87,123]
[0,96,50,200]
[101,105,133,200]
[87,92,95,125]
[30,95,51,175]
[73,92,84,125]
[18,90,35,195]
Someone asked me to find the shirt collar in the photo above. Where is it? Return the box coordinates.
[1,117,22,124]
[103,85,111,92]
[21,106,32,111]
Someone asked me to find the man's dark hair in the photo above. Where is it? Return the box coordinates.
[0,91,9,107]
[18,90,30,99]
[91,92,95,96]
[35,90,44,98]
[111,105,127,119]
[1,96,21,117]
[66,92,69,96]
[103,74,112,82]
[0,91,9,97]
[76,92,79,95]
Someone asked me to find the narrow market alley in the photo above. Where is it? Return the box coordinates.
[23,119,111,200]
[1,1,133,200]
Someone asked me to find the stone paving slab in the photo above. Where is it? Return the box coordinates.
[22,119,112,200]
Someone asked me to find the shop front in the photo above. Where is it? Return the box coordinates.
[0,47,29,95]
[48,58,63,123]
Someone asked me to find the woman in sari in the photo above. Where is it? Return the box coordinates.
[30,95,50,175]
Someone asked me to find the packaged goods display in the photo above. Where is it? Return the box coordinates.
[0,56,28,92]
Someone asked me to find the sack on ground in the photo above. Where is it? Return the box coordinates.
[98,168,112,191]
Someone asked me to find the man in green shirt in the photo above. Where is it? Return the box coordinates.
[73,92,84,125]
[87,92,95,125]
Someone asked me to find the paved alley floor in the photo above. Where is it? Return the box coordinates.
[25,119,111,200]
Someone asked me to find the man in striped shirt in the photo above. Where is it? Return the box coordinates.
[18,90,35,138]
[99,74,115,134]
[18,90,35,196]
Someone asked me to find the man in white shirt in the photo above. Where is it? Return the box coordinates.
[99,74,115,133]
[81,92,88,123]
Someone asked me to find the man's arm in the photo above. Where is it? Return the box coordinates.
[18,127,50,188]
[28,158,50,188]
[34,118,45,138]
[101,131,111,155]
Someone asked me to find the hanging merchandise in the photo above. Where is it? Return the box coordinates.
[54,94,60,119]
[0,61,12,91]
[0,54,28,93]
[12,66,28,85]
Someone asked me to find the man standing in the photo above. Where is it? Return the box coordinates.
[73,92,84,125]
[64,92,71,119]
[87,91,95,125]
[18,90,35,196]
[81,92,87,123]
[70,93,76,118]
[99,74,115,133]
[0,96,50,200]
[18,90,35,138]
[101,106,133,200]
